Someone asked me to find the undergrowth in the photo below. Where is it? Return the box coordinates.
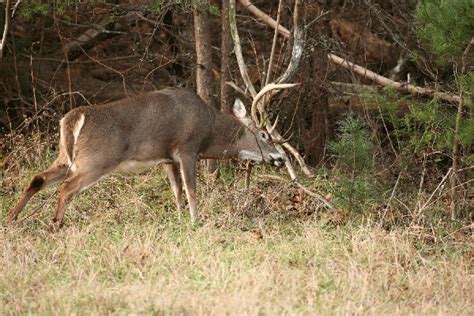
[1,130,472,314]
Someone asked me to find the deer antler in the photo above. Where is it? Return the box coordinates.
[228,0,336,211]
[230,0,312,177]
[250,83,299,123]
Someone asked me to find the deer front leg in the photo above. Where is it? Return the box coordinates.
[178,155,198,224]
[49,170,105,233]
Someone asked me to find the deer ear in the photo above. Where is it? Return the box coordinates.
[233,98,255,128]
[233,99,248,119]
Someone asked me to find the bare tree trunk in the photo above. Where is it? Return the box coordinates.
[193,1,215,109]
[299,3,329,166]
[193,1,217,172]
[300,50,329,166]
[220,0,232,113]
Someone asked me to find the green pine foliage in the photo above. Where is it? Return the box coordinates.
[330,114,374,172]
[415,0,474,63]
[329,114,379,212]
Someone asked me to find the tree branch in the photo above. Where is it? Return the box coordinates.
[229,0,257,98]
[238,0,290,38]
[328,54,461,104]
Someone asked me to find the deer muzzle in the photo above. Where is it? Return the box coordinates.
[269,153,284,168]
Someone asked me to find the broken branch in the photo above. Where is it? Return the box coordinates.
[328,54,461,104]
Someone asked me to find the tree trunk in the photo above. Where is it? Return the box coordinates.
[300,4,329,166]
[193,1,215,109]
[193,1,217,173]
[220,0,232,113]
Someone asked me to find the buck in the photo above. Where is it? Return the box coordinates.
[5,88,284,231]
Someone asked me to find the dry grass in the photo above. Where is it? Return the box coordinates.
[1,158,473,315]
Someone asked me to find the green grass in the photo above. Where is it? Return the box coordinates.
[1,159,472,315]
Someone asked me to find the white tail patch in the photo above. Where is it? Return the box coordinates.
[70,114,85,171]
[59,117,72,166]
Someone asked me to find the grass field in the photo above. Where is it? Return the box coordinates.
[1,155,473,315]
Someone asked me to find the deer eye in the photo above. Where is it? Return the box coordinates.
[259,131,269,141]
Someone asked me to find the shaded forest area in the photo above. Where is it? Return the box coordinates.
[0,0,472,223]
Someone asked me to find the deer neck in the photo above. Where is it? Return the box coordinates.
[201,112,246,159]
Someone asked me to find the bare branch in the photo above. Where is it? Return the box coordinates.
[328,53,461,104]
[0,0,12,62]
[261,174,336,211]
[264,0,283,86]
[236,0,311,176]
[238,0,290,39]
[276,0,304,84]
[225,81,251,100]
[229,0,257,98]
[11,0,20,17]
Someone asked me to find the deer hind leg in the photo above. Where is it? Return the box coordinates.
[178,155,198,224]
[49,169,108,233]
[5,163,69,224]
[163,163,183,209]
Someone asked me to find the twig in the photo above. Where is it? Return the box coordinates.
[276,0,304,85]
[233,0,312,177]
[264,0,282,86]
[305,10,329,30]
[449,37,474,219]
[225,81,251,99]
[416,168,452,217]
[11,0,20,17]
[78,45,129,96]
[261,174,336,211]
[379,171,402,227]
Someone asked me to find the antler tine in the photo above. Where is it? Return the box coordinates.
[268,115,279,134]
[250,83,299,124]
[273,132,294,145]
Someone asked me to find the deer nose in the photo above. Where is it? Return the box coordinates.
[269,154,284,167]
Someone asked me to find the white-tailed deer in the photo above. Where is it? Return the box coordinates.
[5,88,284,231]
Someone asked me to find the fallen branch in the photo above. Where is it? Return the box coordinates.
[261,174,336,211]
[238,0,290,38]
[328,54,461,104]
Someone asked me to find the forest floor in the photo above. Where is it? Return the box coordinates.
[1,148,472,315]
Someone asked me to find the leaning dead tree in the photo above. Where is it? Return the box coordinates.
[229,0,335,211]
